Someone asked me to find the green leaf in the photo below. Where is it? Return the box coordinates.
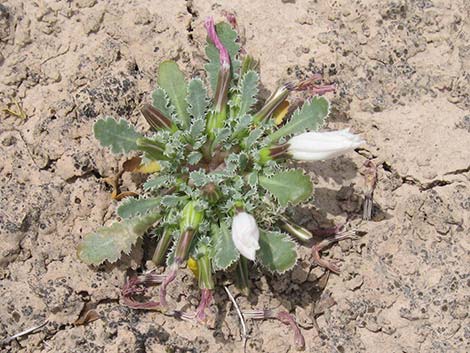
[158,61,190,128]
[77,214,159,265]
[205,22,240,92]
[212,127,231,148]
[161,195,185,207]
[237,70,259,118]
[257,230,297,273]
[187,78,209,122]
[93,117,142,154]
[259,170,313,206]
[152,87,175,119]
[187,151,202,165]
[212,223,239,271]
[144,175,173,191]
[243,128,263,149]
[189,118,206,141]
[268,96,329,142]
[117,197,161,219]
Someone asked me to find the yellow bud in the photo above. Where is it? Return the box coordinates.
[188,257,199,277]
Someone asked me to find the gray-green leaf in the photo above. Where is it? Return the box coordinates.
[144,175,173,191]
[257,230,297,273]
[187,78,209,122]
[259,170,313,206]
[237,70,259,118]
[93,117,142,154]
[77,214,159,265]
[268,96,329,142]
[213,222,239,271]
[152,87,175,119]
[117,197,161,219]
[158,61,190,128]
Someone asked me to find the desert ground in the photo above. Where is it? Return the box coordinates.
[0,0,469,352]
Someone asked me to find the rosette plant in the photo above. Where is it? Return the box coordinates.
[77,16,363,349]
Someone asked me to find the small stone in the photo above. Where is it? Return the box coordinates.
[291,265,309,284]
[295,306,314,329]
[345,274,363,291]
[317,32,330,44]
[2,135,16,146]
[83,10,104,34]
[307,266,325,282]
[76,0,97,8]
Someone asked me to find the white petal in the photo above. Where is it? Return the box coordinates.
[288,130,364,161]
[231,212,260,261]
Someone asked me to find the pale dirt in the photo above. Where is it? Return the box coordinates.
[0,0,469,352]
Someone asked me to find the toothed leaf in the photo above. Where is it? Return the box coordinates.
[189,118,206,140]
[269,96,329,142]
[212,127,231,148]
[257,230,297,273]
[93,117,142,154]
[158,61,190,128]
[244,128,263,149]
[259,170,313,206]
[187,151,203,165]
[144,175,173,191]
[161,195,185,207]
[152,87,175,119]
[213,222,239,271]
[117,197,161,219]
[205,22,240,91]
[77,214,159,265]
[187,78,209,121]
[237,70,259,118]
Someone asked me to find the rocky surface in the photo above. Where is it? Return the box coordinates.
[0,0,468,352]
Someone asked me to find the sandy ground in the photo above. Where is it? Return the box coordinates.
[0,0,469,352]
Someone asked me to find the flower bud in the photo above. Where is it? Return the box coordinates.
[288,129,364,161]
[140,104,176,132]
[202,182,221,204]
[231,212,260,261]
[253,85,289,123]
[180,201,204,231]
[258,144,289,164]
[279,216,312,243]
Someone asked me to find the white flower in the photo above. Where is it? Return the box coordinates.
[231,212,260,261]
[288,129,364,161]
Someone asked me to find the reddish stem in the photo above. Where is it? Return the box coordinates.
[159,264,177,308]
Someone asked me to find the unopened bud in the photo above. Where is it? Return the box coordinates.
[140,104,175,131]
[179,201,204,232]
[202,182,221,204]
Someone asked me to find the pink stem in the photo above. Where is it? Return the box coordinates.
[242,309,305,350]
[121,274,163,310]
[195,289,213,322]
[277,311,306,351]
[159,264,177,307]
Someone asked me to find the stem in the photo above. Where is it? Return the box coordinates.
[195,288,213,322]
[242,309,305,351]
[152,228,173,266]
[277,311,305,351]
[197,255,215,290]
[159,263,177,307]
[174,229,195,264]
[311,230,358,274]
[235,256,251,296]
